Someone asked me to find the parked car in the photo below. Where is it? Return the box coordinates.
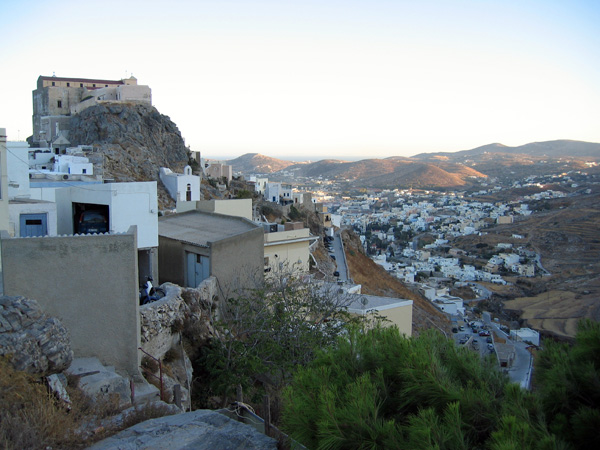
[479,330,490,337]
[487,343,494,351]
[330,255,336,261]
[486,336,493,343]
[452,327,458,333]
[77,210,108,234]
[459,325,465,331]
[333,271,340,277]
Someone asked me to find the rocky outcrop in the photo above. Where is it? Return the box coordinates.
[139,279,219,408]
[86,409,278,450]
[67,103,189,183]
[0,295,73,375]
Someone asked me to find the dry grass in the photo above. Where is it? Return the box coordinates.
[503,290,596,338]
[0,358,173,449]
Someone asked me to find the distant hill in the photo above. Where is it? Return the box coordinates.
[227,153,297,174]
[413,140,600,160]
[227,140,600,190]
[284,158,486,189]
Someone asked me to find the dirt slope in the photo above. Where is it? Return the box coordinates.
[341,230,450,336]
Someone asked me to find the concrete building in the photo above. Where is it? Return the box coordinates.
[193,199,253,221]
[32,75,150,146]
[158,211,264,296]
[292,191,312,205]
[262,221,318,274]
[496,215,514,224]
[315,203,332,228]
[265,182,282,204]
[0,129,8,233]
[347,295,413,337]
[0,227,141,377]
[204,161,232,183]
[54,181,159,282]
[159,166,201,203]
[8,198,57,237]
[251,177,268,195]
[510,328,540,346]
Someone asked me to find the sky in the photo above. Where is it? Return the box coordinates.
[1,0,599,161]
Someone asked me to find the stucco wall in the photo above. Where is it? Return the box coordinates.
[380,303,413,337]
[350,301,413,337]
[0,227,141,377]
[159,228,263,296]
[8,200,57,237]
[264,229,312,273]
[210,227,264,296]
[6,144,31,199]
[157,236,194,286]
[54,181,158,248]
[195,199,252,220]
[0,128,8,233]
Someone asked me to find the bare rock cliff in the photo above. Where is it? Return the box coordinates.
[0,295,73,376]
[67,103,189,183]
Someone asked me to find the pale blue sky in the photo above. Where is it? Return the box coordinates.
[1,0,599,160]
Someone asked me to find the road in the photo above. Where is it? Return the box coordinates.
[483,313,533,389]
[328,232,349,282]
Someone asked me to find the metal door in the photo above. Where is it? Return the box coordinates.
[186,252,210,287]
[20,213,47,237]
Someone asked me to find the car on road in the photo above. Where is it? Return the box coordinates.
[333,271,340,277]
[452,327,458,333]
[459,325,465,331]
[330,255,336,260]
[479,330,490,337]
[487,343,494,351]
[486,337,493,343]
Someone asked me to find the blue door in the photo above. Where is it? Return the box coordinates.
[186,252,210,288]
[20,213,48,237]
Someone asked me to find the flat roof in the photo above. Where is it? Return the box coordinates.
[39,75,125,85]
[495,342,515,362]
[347,294,413,313]
[159,211,260,247]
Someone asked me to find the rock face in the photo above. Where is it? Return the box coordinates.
[139,279,218,408]
[67,103,189,183]
[86,409,278,450]
[0,295,73,375]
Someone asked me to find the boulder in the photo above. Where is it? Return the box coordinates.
[0,295,73,375]
[86,409,278,450]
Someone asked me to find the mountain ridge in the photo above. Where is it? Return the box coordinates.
[227,140,600,189]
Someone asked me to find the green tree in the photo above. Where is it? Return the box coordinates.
[195,266,356,405]
[283,326,559,450]
[535,319,600,449]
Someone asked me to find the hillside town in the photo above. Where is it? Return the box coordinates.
[1,74,599,449]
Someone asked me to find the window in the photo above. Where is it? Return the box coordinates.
[82,168,87,174]
[105,84,108,87]
[93,84,96,87]
[67,82,70,87]
[52,81,55,86]
[57,100,62,108]
[80,83,83,87]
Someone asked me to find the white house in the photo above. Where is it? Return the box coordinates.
[53,154,93,176]
[54,181,159,281]
[510,328,540,346]
[159,166,201,203]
